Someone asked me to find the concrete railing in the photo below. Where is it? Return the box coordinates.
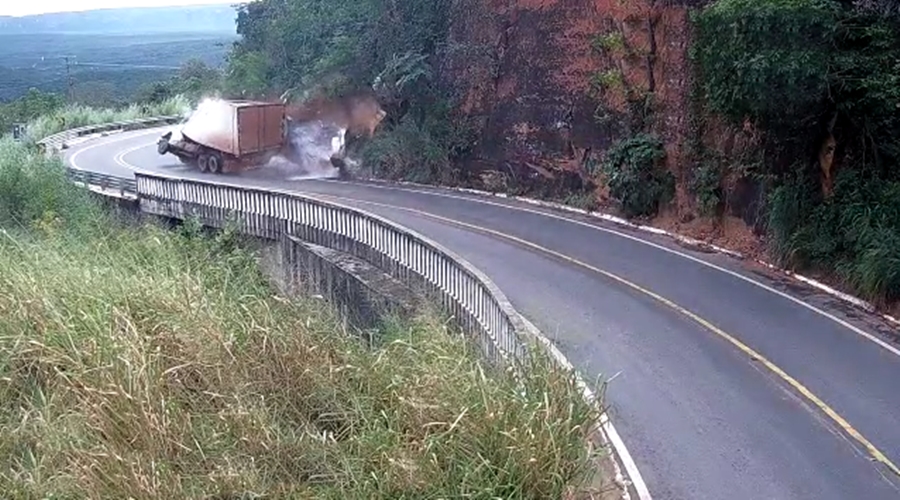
[135,171,530,366]
[68,169,138,199]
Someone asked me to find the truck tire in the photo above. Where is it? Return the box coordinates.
[198,154,210,173]
[157,140,169,155]
[207,153,223,174]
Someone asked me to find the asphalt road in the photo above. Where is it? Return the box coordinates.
[65,127,900,500]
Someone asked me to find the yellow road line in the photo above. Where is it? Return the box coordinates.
[315,192,900,482]
[68,128,168,172]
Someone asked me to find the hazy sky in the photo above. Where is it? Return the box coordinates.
[1,0,237,17]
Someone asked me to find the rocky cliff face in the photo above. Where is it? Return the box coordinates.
[444,1,698,174]
[442,0,763,253]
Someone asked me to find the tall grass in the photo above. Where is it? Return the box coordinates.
[25,95,193,142]
[0,138,101,232]
[0,134,607,498]
[767,168,900,303]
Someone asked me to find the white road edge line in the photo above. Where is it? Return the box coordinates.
[312,178,900,359]
[93,133,655,500]
[519,311,652,500]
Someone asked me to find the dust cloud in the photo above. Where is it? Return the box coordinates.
[169,93,383,180]
[265,119,345,180]
[178,97,234,147]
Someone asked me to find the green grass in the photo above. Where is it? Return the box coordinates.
[0,137,101,232]
[0,138,606,498]
[25,95,192,142]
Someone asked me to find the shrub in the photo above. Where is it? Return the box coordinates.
[691,0,838,128]
[601,133,674,218]
[360,109,476,185]
[25,95,193,141]
[360,117,451,183]
[690,160,724,217]
[767,168,900,302]
[0,138,100,232]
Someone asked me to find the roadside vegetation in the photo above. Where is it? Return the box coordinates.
[1,88,192,143]
[6,0,900,307]
[0,130,607,497]
[212,0,900,305]
[692,0,900,303]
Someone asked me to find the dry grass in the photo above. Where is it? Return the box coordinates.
[0,141,607,498]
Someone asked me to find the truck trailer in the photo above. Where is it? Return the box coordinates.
[157,100,291,174]
[157,97,377,178]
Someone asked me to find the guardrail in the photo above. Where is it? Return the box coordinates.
[36,115,532,366]
[37,115,182,154]
[39,116,629,498]
[136,172,530,365]
[68,169,138,199]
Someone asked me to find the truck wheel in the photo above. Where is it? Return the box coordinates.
[207,153,223,174]
[198,154,210,173]
[157,140,168,155]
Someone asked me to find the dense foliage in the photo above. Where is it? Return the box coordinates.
[0,89,64,138]
[225,0,475,182]
[693,0,900,301]
[601,134,674,218]
[0,89,189,143]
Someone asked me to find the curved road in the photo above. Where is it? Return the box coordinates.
[66,127,900,500]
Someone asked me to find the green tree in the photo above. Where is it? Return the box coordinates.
[693,0,900,301]
[0,89,65,136]
[223,49,270,98]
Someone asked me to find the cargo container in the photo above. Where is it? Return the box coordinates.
[156,96,386,178]
[157,100,288,174]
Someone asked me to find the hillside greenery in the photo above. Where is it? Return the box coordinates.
[222,0,900,305]
[0,129,606,498]
[693,0,900,302]
[6,0,900,305]
[222,0,477,183]
[0,88,191,143]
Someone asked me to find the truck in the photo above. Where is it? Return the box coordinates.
[157,99,289,174]
[157,95,386,177]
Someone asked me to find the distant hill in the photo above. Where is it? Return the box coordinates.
[0,4,237,35]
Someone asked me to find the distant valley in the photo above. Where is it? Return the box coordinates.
[0,5,238,103]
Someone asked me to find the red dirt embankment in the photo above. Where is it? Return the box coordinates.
[443,0,763,257]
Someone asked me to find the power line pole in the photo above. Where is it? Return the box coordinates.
[58,55,76,102]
